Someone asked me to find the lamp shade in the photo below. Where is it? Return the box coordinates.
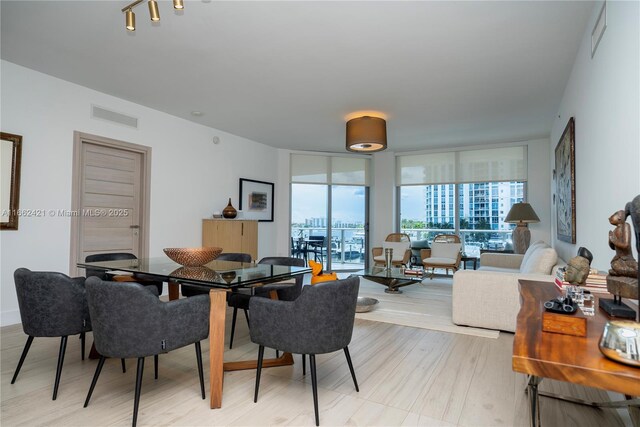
[505,202,540,224]
[346,116,387,152]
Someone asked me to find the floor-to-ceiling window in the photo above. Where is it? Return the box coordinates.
[398,146,527,257]
[290,154,370,271]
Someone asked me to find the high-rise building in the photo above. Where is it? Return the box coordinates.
[425,182,524,230]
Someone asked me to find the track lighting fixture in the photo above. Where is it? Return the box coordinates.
[148,0,160,21]
[122,0,183,31]
[125,9,135,31]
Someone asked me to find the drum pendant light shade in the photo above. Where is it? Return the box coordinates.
[346,116,387,152]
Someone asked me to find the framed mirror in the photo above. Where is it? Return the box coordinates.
[1,132,22,230]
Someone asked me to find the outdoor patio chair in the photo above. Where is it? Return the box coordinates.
[371,233,411,267]
[420,234,462,278]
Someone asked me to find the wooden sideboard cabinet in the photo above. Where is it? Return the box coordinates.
[202,219,258,261]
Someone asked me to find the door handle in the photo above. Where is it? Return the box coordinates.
[130,225,140,229]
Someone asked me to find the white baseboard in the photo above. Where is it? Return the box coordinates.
[1,309,21,327]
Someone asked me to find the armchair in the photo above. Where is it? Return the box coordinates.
[420,234,462,278]
[83,277,209,427]
[249,277,360,426]
[12,268,92,400]
[372,233,411,267]
[227,256,305,349]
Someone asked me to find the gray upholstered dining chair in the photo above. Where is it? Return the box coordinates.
[227,256,305,349]
[11,268,92,400]
[85,252,162,374]
[181,252,252,297]
[249,277,360,426]
[83,277,209,427]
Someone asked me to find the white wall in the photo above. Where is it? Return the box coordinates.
[0,61,280,325]
[370,151,397,252]
[550,1,640,270]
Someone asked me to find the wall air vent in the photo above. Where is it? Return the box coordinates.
[91,105,138,129]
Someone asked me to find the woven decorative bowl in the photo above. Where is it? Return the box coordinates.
[163,247,223,267]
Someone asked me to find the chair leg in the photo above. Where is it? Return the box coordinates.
[310,354,319,426]
[302,354,306,376]
[52,336,68,400]
[132,357,145,427]
[80,332,86,361]
[254,345,265,403]
[195,342,205,399]
[11,335,34,384]
[121,358,127,373]
[344,347,359,392]
[229,307,238,349]
[154,354,159,379]
[243,309,250,326]
[84,356,106,407]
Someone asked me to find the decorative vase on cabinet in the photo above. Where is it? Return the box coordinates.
[222,198,237,219]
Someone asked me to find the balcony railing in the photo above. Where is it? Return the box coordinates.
[400,228,513,257]
[291,226,366,269]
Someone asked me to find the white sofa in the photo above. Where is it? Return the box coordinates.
[452,241,565,332]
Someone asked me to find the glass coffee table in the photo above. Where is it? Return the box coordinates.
[353,266,424,294]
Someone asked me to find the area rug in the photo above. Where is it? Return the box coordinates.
[354,277,500,339]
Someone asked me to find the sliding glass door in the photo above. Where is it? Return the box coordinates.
[291,183,328,267]
[330,185,368,271]
[291,183,368,271]
[290,154,370,271]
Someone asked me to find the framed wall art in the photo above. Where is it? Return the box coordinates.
[554,117,576,243]
[1,132,22,230]
[239,178,274,222]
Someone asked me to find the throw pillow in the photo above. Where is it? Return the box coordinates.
[520,247,558,274]
[520,240,547,271]
[430,242,462,260]
[382,241,410,261]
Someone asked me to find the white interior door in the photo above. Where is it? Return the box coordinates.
[79,142,142,260]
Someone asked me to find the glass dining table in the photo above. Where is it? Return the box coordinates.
[77,257,311,409]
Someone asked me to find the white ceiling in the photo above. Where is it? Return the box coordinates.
[1,1,594,153]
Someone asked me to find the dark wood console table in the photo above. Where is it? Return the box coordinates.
[513,280,640,426]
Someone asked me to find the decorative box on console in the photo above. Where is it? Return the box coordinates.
[541,303,588,337]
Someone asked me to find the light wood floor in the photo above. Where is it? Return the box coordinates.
[1,307,629,426]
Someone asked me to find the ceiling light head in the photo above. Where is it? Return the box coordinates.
[125,9,135,31]
[173,0,184,10]
[191,111,203,117]
[148,0,160,21]
[346,116,387,153]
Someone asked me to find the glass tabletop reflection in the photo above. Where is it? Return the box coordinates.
[77,257,310,289]
[355,266,424,281]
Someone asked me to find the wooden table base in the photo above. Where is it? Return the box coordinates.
[208,287,294,408]
[209,289,226,409]
[224,352,294,371]
[168,281,180,300]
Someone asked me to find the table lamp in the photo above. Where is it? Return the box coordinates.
[505,203,540,254]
